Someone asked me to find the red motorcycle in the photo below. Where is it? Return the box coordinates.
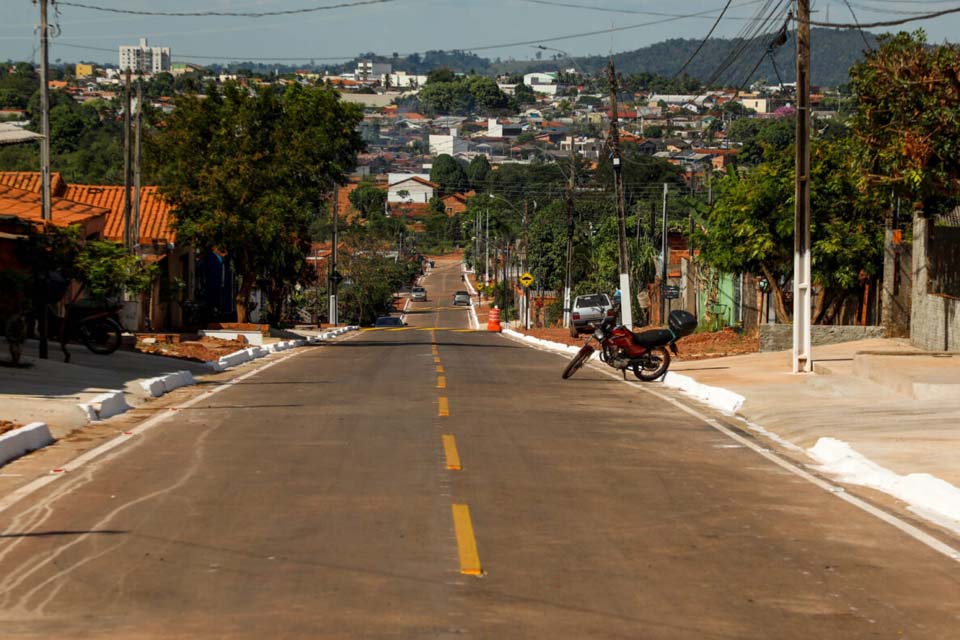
[562,308,697,381]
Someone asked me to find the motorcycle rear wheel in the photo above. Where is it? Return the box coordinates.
[562,344,594,379]
[79,317,123,355]
[633,346,670,381]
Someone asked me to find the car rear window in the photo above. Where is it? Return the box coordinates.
[576,295,608,307]
[413,287,425,292]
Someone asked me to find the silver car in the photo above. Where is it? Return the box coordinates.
[411,286,427,302]
[452,290,470,306]
[571,293,613,335]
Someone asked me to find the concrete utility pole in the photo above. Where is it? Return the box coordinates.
[607,59,633,328]
[563,136,576,329]
[329,185,339,326]
[660,183,669,323]
[793,0,813,373]
[37,0,51,360]
[133,74,143,252]
[484,209,490,285]
[122,67,133,250]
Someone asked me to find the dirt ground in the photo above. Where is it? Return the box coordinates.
[519,326,760,361]
[0,420,23,436]
[133,336,251,363]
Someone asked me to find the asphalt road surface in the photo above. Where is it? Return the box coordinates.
[1,255,958,638]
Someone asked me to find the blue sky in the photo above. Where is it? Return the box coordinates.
[1,1,956,66]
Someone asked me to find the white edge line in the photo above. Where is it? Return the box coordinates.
[0,331,360,517]
[500,331,960,564]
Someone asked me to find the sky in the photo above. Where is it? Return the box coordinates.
[1,0,957,66]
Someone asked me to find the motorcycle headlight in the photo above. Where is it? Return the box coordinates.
[593,327,604,340]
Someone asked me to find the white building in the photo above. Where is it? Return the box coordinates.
[429,128,470,156]
[118,38,170,74]
[387,173,436,203]
[738,97,769,114]
[523,72,560,96]
[356,60,392,83]
[389,71,428,88]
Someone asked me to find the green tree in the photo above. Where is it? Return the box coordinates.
[349,180,387,218]
[849,30,960,214]
[466,155,490,190]
[430,154,467,195]
[149,82,364,322]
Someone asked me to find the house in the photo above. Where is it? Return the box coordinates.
[0,183,108,239]
[523,72,560,96]
[559,136,601,160]
[388,71,428,88]
[487,118,524,138]
[440,191,474,215]
[429,128,470,156]
[356,60,392,83]
[387,174,436,203]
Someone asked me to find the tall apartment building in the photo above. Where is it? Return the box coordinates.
[118,38,171,74]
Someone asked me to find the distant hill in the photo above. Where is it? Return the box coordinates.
[555,28,879,89]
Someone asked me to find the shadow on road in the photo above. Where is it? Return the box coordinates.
[0,530,127,539]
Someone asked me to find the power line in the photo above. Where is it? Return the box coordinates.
[841,0,875,50]
[517,0,759,21]
[55,0,400,18]
[673,0,734,78]
[808,5,960,27]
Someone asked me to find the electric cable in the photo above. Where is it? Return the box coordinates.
[841,0,875,50]
[673,0,735,79]
[807,5,960,27]
[55,0,401,18]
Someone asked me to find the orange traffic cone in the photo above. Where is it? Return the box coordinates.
[487,305,502,332]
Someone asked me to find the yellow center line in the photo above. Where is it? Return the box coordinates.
[442,434,462,470]
[436,374,446,389]
[436,364,444,373]
[451,504,483,576]
[434,356,441,364]
[438,396,449,417]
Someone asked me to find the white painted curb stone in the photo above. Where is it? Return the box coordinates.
[139,370,196,398]
[77,390,130,421]
[0,422,54,467]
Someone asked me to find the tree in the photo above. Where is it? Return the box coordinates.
[849,30,960,215]
[466,155,490,190]
[430,154,467,195]
[699,139,883,323]
[150,82,364,322]
[349,180,387,218]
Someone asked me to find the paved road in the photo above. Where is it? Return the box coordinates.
[1,255,958,638]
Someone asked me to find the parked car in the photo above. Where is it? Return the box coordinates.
[374,316,406,327]
[570,293,614,336]
[452,291,471,306]
[411,286,427,302]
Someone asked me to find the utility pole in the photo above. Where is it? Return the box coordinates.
[523,200,530,329]
[484,209,490,285]
[37,0,51,360]
[122,67,132,250]
[133,73,143,252]
[793,0,813,373]
[329,184,339,326]
[660,183,669,323]
[563,136,576,329]
[607,59,633,328]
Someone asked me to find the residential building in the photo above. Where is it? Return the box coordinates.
[119,38,171,74]
[523,72,560,96]
[388,71,428,88]
[429,128,470,156]
[387,174,436,203]
[739,97,769,114]
[487,118,524,138]
[356,60,392,83]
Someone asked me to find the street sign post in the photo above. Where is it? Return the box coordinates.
[519,272,535,288]
[661,285,680,300]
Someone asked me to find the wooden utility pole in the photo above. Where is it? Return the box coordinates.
[133,74,143,251]
[793,0,813,373]
[607,59,633,328]
[37,0,51,360]
[122,67,132,250]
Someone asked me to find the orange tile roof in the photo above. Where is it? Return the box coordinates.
[0,183,109,230]
[63,185,175,245]
[0,171,67,197]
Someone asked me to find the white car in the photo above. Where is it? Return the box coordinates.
[411,287,427,302]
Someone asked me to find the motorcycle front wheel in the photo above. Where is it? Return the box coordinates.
[79,317,123,355]
[562,344,594,379]
[633,346,670,381]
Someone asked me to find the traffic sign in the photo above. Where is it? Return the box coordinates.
[519,272,535,287]
[330,270,344,286]
[661,284,680,299]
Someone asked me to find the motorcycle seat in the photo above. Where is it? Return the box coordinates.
[631,328,674,348]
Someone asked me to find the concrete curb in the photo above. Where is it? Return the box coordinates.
[0,422,55,468]
[139,370,196,398]
[461,263,480,330]
[501,328,744,414]
[77,390,130,422]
